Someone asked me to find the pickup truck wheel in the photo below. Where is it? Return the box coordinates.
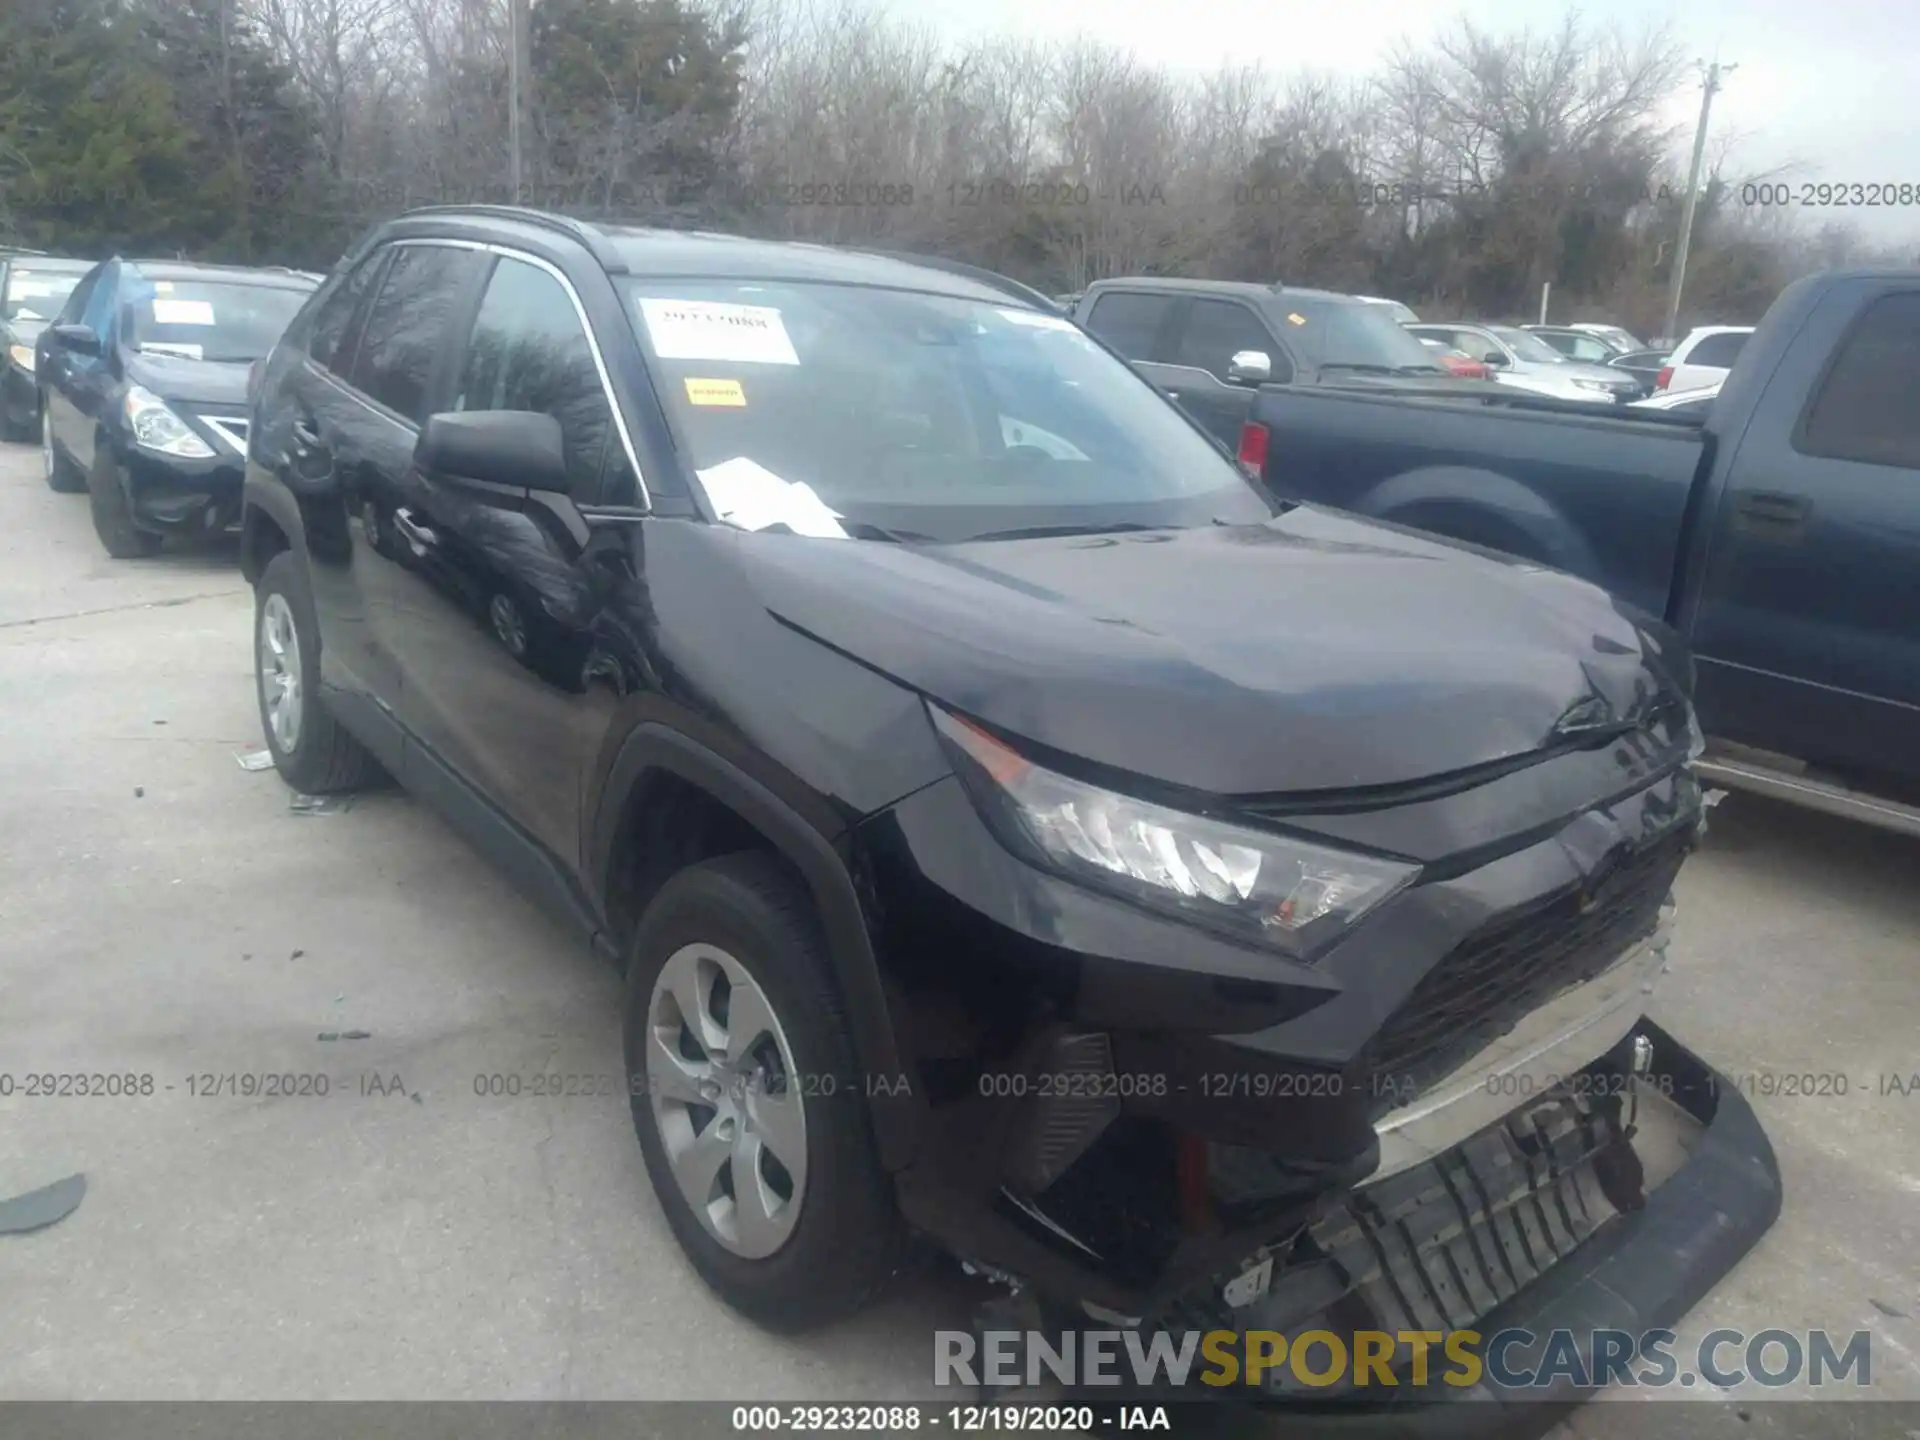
[254,551,379,794]
[85,448,161,557]
[41,408,85,493]
[623,852,908,1330]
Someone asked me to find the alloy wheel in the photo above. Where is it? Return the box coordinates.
[259,593,305,753]
[645,942,809,1259]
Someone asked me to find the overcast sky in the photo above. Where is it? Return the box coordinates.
[887,0,1920,247]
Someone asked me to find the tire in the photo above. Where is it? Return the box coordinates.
[254,550,379,794]
[41,405,84,493]
[624,851,908,1331]
[85,446,161,557]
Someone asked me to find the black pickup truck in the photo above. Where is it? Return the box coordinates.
[1237,269,1920,836]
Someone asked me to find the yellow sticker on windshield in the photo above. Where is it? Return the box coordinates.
[1287,312,1307,326]
[685,377,746,407]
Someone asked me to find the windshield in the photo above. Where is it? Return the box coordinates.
[626,279,1278,542]
[1489,325,1568,364]
[1307,301,1443,373]
[123,278,311,363]
[3,268,85,324]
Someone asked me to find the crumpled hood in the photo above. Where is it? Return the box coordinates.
[742,506,1688,797]
[124,349,250,408]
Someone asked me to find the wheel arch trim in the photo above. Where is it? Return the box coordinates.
[591,722,916,1171]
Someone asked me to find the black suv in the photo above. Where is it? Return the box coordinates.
[36,258,315,555]
[242,207,1777,1393]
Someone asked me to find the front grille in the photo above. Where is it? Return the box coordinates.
[1361,828,1689,1115]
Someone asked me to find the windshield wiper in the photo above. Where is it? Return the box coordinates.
[963,521,1171,542]
[1317,362,1397,377]
[842,519,936,544]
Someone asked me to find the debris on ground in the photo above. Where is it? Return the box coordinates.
[1870,1297,1908,1318]
[0,1174,86,1237]
[290,949,304,960]
[235,750,274,772]
[133,787,144,798]
[290,792,352,815]
[316,1030,373,1042]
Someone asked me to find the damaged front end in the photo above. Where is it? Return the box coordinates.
[856,707,1780,1408]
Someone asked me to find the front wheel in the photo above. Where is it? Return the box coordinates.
[85,447,161,557]
[623,852,908,1330]
[254,551,380,794]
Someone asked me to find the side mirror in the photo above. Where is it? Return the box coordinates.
[416,410,568,493]
[1481,350,1508,367]
[51,323,101,355]
[1226,350,1273,386]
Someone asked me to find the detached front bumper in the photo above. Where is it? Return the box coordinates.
[1121,1022,1781,1433]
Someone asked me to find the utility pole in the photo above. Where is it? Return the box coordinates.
[1663,60,1735,345]
[508,0,529,204]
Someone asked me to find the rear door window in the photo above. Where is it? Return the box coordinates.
[1083,291,1177,362]
[1688,332,1751,368]
[345,244,481,425]
[1798,292,1920,470]
[308,251,389,374]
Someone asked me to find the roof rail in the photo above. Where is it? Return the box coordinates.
[860,249,1062,311]
[400,204,625,271]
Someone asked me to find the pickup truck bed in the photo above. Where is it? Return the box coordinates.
[1256,387,1707,622]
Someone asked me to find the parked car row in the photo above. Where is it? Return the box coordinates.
[4,245,318,557]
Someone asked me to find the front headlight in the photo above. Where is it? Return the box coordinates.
[929,705,1420,960]
[7,344,33,372]
[124,385,215,458]
[1572,378,1612,392]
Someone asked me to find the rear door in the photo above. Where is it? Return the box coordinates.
[1154,296,1292,448]
[1685,282,1920,781]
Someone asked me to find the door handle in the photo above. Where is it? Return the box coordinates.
[1736,492,1810,529]
[392,507,438,549]
[290,418,323,450]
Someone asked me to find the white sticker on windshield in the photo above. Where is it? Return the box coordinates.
[998,308,1078,333]
[637,299,799,365]
[696,457,847,538]
[152,299,216,326]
